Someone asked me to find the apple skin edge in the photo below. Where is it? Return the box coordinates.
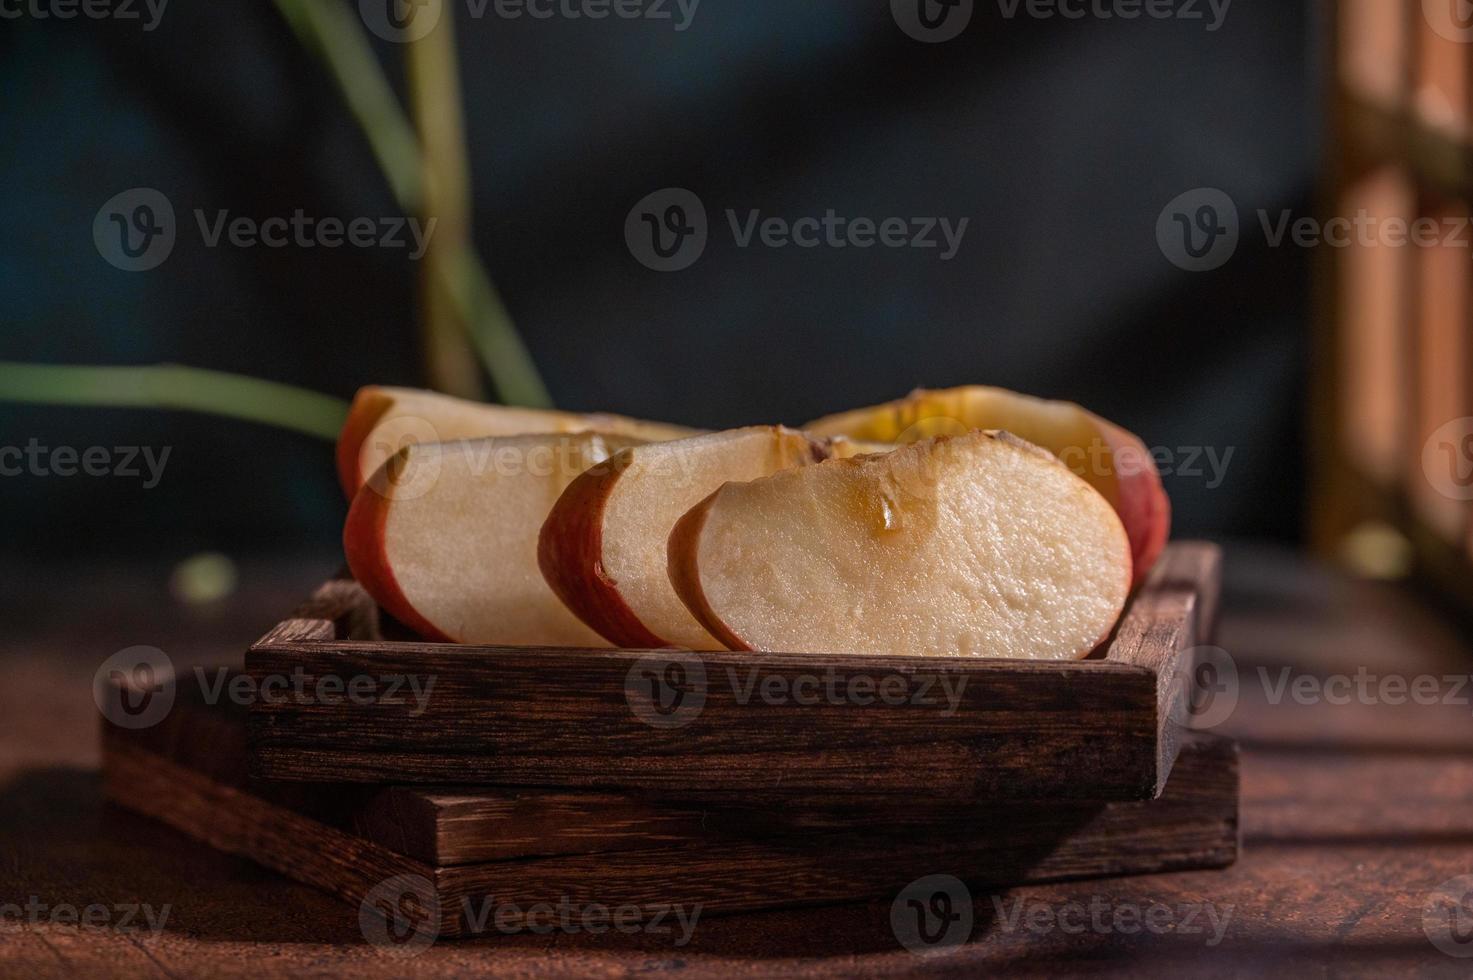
[342,478,455,644]
[335,388,394,500]
[537,459,675,649]
[1091,416,1171,584]
[665,490,753,652]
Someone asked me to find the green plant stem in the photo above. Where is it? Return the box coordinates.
[273,0,422,211]
[271,0,553,409]
[407,3,485,401]
[451,247,553,408]
[0,362,349,440]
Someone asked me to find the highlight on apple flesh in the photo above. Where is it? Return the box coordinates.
[667,430,1133,659]
[805,385,1170,584]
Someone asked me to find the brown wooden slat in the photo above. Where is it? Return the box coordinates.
[102,720,1238,939]
[242,543,1220,802]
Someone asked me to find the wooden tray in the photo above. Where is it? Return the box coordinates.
[245,542,1220,803]
[103,684,1239,939]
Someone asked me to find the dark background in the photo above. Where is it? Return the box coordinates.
[0,0,1318,560]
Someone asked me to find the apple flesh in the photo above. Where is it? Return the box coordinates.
[668,430,1132,658]
[336,385,700,498]
[805,386,1169,584]
[344,432,644,646]
[538,426,828,649]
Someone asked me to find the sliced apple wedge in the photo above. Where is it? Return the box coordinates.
[345,432,644,646]
[539,426,827,650]
[668,430,1132,658]
[805,386,1169,584]
[336,385,700,498]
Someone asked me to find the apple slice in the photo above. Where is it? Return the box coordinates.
[805,386,1169,584]
[336,385,700,498]
[539,426,828,649]
[345,432,644,646]
[668,430,1132,658]
[826,435,895,459]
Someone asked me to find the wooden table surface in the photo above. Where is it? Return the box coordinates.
[3,544,1473,978]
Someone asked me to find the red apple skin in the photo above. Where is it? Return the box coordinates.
[1091,414,1171,582]
[537,459,672,649]
[665,491,751,652]
[335,388,394,499]
[342,474,455,644]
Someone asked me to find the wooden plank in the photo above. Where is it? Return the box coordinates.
[1108,542,1221,796]
[106,675,1234,869]
[102,714,1237,940]
[244,542,1218,803]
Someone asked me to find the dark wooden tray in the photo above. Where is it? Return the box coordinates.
[245,542,1220,803]
[103,684,1239,940]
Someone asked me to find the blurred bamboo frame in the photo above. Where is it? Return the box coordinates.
[274,0,552,408]
[1317,1,1473,611]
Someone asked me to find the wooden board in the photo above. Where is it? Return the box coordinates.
[102,690,1238,940]
[245,542,1220,802]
